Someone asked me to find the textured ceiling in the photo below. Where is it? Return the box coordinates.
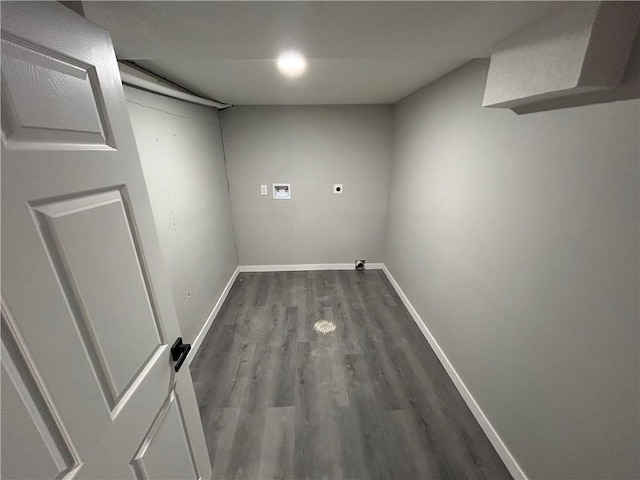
[83,1,571,105]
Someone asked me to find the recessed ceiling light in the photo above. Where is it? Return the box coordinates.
[276,51,307,78]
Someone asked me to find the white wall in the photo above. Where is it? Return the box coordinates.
[221,105,392,266]
[125,86,238,344]
[385,59,639,479]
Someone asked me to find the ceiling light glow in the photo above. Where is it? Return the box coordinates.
[277,51,307,78]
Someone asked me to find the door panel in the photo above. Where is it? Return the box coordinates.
[1,36,113,149]
[1,3,212,479]
[33,189,164,409]
[133,392,199,480]
[1,307,79,480]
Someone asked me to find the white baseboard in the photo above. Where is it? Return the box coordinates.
[188,266,240,365]
[238,263,383,272]
[380,264,527,480]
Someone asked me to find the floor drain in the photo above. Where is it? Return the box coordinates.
[313,320,336,335]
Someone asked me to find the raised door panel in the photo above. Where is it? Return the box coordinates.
[33,190,165,413]
[1,37,113,149]
[0,309,79,480]
[132,392,199,480]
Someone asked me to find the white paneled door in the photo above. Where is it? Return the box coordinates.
[1,3,212,479]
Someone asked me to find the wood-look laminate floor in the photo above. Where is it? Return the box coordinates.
[190,270,512,480]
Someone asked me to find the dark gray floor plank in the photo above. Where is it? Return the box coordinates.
[259,406,295,480]
[201,407,241,480]
[270,306,297,408]
[191,269,512,480]
[293,341,344,480]
[224,408,267,480]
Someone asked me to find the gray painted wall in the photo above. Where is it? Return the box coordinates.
[385,59,639,479]
[221,105,392,266]
[125,86,238,344]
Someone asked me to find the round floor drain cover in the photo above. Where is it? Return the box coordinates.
[313,320,336,334]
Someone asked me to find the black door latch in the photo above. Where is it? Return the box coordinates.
[171,337,191,372]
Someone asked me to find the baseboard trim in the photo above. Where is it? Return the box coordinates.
[380,264,527,480]
[188,266,240,365]
[238,263,384,272]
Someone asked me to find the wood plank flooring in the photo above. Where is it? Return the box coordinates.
[190,270,512,480]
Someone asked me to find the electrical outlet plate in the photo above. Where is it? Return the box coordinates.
[333,184,343,194]
[260,185,268,195]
